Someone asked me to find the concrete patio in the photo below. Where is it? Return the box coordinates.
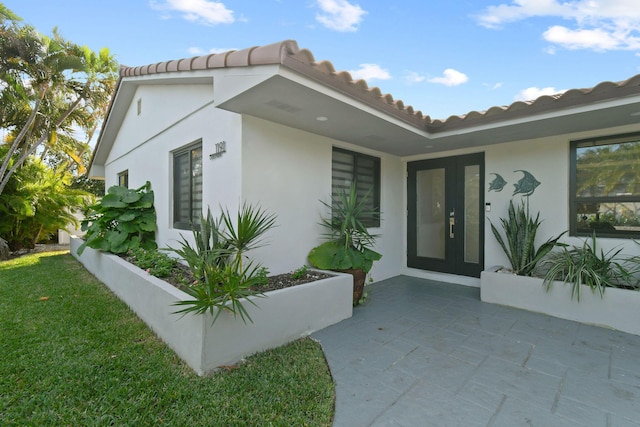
[312,275,640,426]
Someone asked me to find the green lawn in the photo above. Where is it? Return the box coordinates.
[0,251,334,426]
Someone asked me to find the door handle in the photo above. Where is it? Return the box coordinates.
[449,217,455,238]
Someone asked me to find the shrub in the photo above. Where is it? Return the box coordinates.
[0,153,90,251]
[255,266,270,286]
[127,247,177,278]
[291,265,309,280]
[78,182,157,255]
[542,233,633,300]
[168,204,276,324]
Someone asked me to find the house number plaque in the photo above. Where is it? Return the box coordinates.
[209,141,226,159]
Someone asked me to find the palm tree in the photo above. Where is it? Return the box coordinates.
[0,9,117,195]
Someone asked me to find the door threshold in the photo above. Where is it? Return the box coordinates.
[401,267,480,288]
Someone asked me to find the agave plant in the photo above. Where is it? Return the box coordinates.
[490,199,565,276]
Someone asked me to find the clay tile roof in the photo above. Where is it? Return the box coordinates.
[118,40,430,129]
[427,74,640,132]
[118,40,640,134]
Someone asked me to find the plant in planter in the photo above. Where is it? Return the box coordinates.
[541,233,634,300]
[167,203,276,324]
[308,184,382,305]
[490,198,565,276]
[78,181,157,255]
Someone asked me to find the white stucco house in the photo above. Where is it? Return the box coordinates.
[89,39,640,287]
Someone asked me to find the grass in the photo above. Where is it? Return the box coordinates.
[0,251,334,426]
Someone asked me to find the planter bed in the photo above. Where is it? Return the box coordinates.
[481,266,640,336]
[70,237,352,375]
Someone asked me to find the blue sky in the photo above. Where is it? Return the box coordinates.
[6,0,640,120]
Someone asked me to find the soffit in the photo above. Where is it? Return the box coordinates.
[217,73,429,156]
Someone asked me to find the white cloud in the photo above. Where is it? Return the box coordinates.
[150,0,234,25]
[476,0,570,29]
[348,63,391,81]
[428,69,469,87]
[404,71,427,83]
[483,82,504,90]
[315,0,366,32]
[476,0,640,52]
[543,25,637,50]
[187,47,205,55]
[209,47,238,54]
[514,86,567,101]
[188,46,238,55]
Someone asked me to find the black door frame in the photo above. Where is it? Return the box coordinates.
[407,152,485,278]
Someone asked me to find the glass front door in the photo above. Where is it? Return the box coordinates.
[407,153,484,277]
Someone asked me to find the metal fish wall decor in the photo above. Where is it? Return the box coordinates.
[513,170,540,197]
[488,173,507,192]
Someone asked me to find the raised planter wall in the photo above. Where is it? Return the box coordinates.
[70,237,353,375]
[481,267,640,336]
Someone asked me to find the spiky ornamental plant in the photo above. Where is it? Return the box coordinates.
[308,183,382,273]
[168,203,276,325]
[542,233,633,301]
[490,198,565,276]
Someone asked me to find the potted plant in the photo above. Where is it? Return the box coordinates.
[308,184,382,305]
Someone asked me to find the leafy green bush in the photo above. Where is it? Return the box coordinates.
[291,265,309,280]
[168,204,276,324]
[78,182,157,255]
[490,199,565,276]
[542,233,633,300]
[126,247,177,278]
[255,266,270,286]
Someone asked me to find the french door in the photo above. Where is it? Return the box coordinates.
[407,153,484,277]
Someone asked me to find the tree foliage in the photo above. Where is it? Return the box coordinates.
[0,4,117,250]
[0,146,90,250]
[576,141,640,197]
[0,4,118,194]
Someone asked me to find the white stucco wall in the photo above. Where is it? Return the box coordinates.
[101,78,640,285]
[240,115,403,281]
[103,82,243,250]
[107,84,215,163]
[484,124,640,267]
[401,123,640,284]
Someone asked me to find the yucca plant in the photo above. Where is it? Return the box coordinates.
[490,199,565,276]
[308,183,382,305]
[167,207,228,281]
[309,183,382,274]
[173,256,266,324]
[220,203,277,274]
[542,233,632,301]
[167,203,276,325]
